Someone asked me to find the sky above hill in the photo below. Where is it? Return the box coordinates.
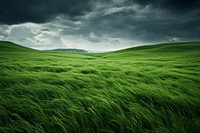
[0,0,199,51]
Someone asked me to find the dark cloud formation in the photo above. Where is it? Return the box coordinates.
[1,0,199,24]
[60,0,200,42]
[0,0,199,51]
[0,0,92,24]
[133,0,200,12]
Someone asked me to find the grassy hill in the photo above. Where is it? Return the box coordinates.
[0,41,34,52]
[0,41,200,133]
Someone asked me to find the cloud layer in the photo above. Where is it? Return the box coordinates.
[0,0,199,51]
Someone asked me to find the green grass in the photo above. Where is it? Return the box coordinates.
[0,41,200,133]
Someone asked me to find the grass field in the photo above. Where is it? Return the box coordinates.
[0,41,200,133]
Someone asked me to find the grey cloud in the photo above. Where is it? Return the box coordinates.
[0,25,9,38]
[0,0,199,51]
[0,0,93,24]
[130,0,200,12]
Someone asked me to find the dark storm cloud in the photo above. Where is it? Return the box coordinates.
[0,0,199,51]
[59,0,200,43]
[131,0,200,12]
[0,0,92,24]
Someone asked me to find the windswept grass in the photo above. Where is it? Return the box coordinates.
[0,41,200,132]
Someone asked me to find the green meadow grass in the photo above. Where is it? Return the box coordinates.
[0,41,200,133]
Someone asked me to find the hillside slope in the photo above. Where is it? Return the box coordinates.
[103,42,200,58]
[0,41,34,52]
[0,41,200,133]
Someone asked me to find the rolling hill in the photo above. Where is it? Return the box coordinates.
[49,48,88,53]
[0,41,200,133]
[0,41,34,52]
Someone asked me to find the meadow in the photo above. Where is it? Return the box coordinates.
[0,41,200,133]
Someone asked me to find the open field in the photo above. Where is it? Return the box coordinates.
[0,41,200,133]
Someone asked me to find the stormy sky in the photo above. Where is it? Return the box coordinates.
[0,0,199,51]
